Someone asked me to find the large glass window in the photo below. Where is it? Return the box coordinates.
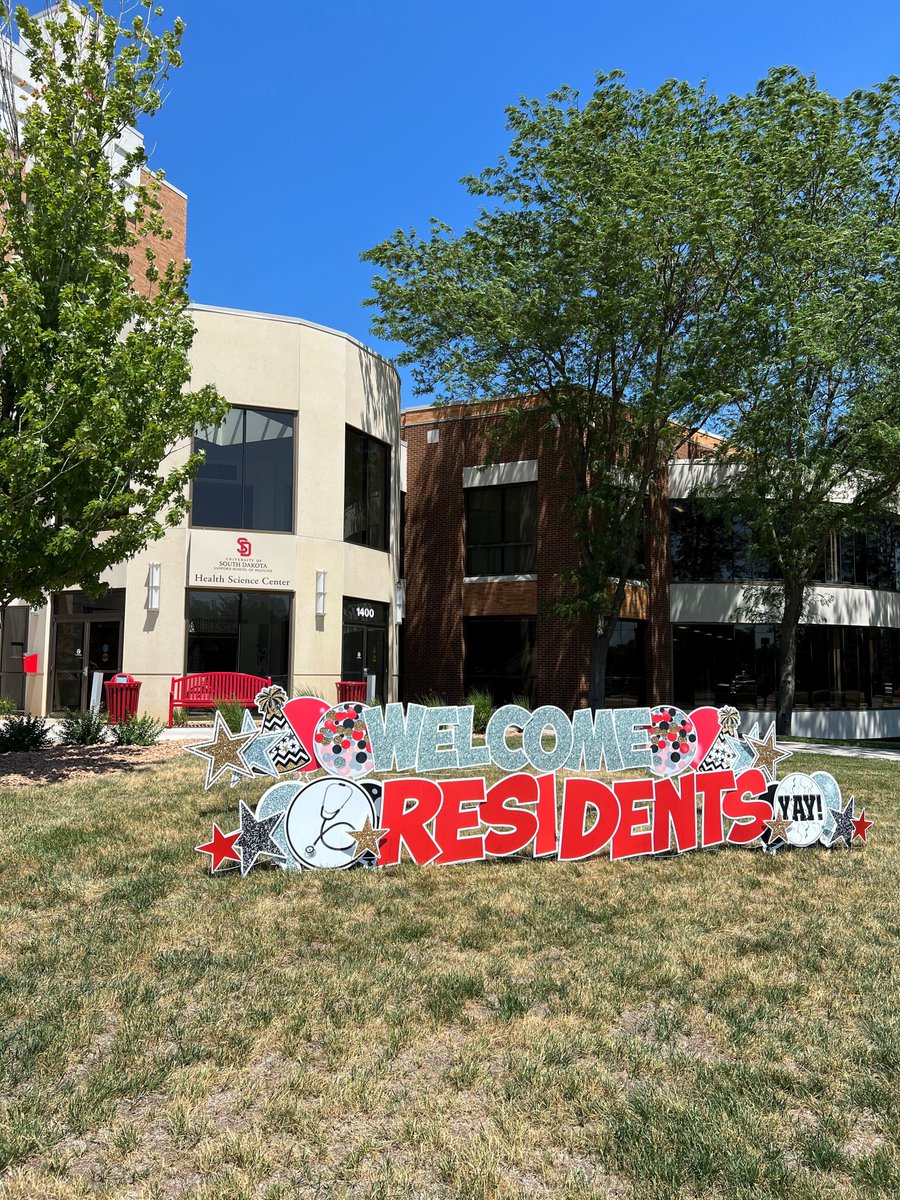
[465,483,537,576]
[186,590,291,689]
[344,428,390,550]
[672,500,900,590]
[672,621,900,711]
[193,407,294,532]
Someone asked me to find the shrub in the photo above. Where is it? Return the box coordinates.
[111,714,164,746]
[214,699,245,733]
[0,714,51,752]
[511,694,533,713]
[0,698,17,717]
[59,709,107,746]
[419,692,447,707]
[464,688,493,735]
[172,707,188,727]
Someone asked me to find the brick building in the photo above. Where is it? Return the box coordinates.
[401,399,900,739]
[400,399,674,711]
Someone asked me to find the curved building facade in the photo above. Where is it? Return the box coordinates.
[4,305,404,720]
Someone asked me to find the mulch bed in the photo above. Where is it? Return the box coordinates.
[0,741,185,788]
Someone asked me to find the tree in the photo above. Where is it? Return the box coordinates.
[364,73,748,707]
[0,0,226,613]
[708,69,900,735]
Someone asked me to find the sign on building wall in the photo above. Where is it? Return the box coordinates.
[187,529,296,591]
[191,695,874,875]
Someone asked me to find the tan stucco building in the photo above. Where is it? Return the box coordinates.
[2,305,404,721]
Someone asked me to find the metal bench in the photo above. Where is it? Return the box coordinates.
[168,672,271,727]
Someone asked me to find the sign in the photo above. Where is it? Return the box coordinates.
[191,697,874,875]
[188,529,296,591]
[342,598,388,626]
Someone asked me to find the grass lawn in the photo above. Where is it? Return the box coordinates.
[0,749,897,1199]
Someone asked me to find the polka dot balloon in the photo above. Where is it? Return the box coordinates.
[313,703,374,779]
[647,705,696,777]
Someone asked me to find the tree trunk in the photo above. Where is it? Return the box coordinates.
[588,623,613,710]
[776,583,804,737]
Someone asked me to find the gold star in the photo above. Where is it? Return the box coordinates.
[764,814,793,845]
[346,816,387,858]
[185,713,256,789]
[745,722,793,781]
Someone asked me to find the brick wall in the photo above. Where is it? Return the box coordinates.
[401,402,675,709]
[128,173,187,296]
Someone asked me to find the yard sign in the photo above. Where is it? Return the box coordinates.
[189,690,873,875]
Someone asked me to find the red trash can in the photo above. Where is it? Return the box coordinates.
[104,674,142,723]
[336,680,367,704]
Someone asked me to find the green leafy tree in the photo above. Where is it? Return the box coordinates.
[0,0,226,614]
[364,73,747,706]
[709,69,900,735]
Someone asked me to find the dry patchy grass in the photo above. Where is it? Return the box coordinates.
[0,751,898,1199]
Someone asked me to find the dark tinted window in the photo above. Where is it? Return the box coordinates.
[193,407,294,532]
[344,427,390,550]
[186,590,291,690]
[672,622,900,710]
[463,616,536,705]
[465,483,537,576]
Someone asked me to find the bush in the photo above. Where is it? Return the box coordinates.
[0,714,51,752]
[111,714,164,746]
[172,707,188,727]
[464,688,493,735]
[0,697,17,717]
[419,692,447,707]
[214,699,245,733]
[59,709,107,746]
[511,693,534,713]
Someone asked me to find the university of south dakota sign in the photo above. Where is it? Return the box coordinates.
[187,529,295,590]
[189,692,874,876]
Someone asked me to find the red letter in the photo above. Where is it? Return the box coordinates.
[434,777,486,865]
[378,778,443,866]
[534,772,558,857]
[724,768,771,844]
[652,773,697,853]
[611,778,655,860]
[481,773,539,858]
[559,778,620,861]
[695,770,736,848]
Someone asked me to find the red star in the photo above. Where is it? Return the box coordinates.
[195,824,241,872]
[851,810,873,843]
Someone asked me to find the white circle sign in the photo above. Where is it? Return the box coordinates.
[283,778,377,869]
[774,772,827,846]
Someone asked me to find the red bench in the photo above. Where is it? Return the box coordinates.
[169,672,271,727]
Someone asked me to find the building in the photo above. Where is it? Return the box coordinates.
[0,15,404,720]
[0,6,188,293]
[2,305,403,719]
[401,399,900,739]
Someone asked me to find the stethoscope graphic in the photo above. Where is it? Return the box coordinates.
[304,781,358,859]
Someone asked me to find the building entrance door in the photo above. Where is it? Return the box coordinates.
[52,600,124,713]
[341,598,389,702]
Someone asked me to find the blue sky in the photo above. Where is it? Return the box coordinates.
[144,0,900,407]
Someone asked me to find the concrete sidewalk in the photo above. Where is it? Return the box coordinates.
[784,740,900,762]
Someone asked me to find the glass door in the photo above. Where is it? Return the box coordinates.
[52,619,123,712]
[53,621,87,711]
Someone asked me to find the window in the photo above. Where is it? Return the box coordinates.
[672,621,900,711]
[465,483,537,576]
[344,427,390,550]
[606,621,646,706]
[186,590,291,690]
[463,616,536,705]
[193,407,294,532]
